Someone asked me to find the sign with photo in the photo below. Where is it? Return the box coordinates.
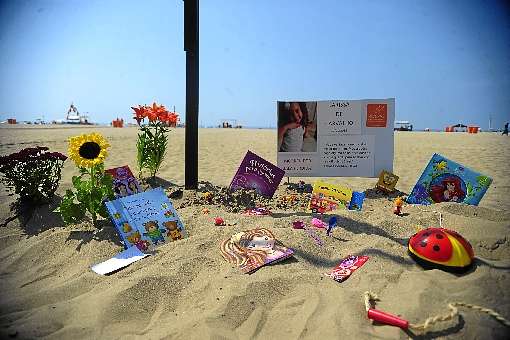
[277,99,395,177]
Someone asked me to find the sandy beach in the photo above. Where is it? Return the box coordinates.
[0,126,509,339]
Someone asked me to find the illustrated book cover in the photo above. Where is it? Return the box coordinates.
[229,150,285,198]
[104,187,186,252]
[406,153,492,206]
[220,228,294,274]
[308,181,353,213]
[105,165,143,198]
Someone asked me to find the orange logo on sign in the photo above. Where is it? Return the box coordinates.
[366,104,387,127]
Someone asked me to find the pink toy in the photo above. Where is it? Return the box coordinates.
[311,218,327,229]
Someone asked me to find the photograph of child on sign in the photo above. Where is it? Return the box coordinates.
[277,101,317,152]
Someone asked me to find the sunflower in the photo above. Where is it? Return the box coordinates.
[68,133,110,168]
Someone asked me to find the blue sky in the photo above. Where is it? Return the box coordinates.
[0,0,509,129]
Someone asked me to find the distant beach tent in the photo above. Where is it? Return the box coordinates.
[468,126,479,133]
[7,118,16,124]
[112,118,124,128]
[445,124,478,133]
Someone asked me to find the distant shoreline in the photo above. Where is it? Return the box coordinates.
[0,124,501,133]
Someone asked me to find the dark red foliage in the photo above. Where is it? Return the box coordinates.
[0,147,67,205]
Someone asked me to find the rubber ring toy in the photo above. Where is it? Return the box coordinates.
[408,227,474,273]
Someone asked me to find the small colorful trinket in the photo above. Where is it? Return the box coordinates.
[311,218,327,229]
[393,197,404,215]
[214,217,225,226]
[243,207,271,216]
[292,220,305,229]
[325,255,369,282]
[348,191,365,210]
[327,216,337,236]
[202,208,210,214]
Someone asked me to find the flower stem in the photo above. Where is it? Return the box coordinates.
[90,165,97,227]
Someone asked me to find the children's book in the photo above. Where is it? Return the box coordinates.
[105,187,186,252]
[229,150,285,198]
[105,165,143,198]
[308,181,352,213]
[407,153,492,206]
[220,228,294,274]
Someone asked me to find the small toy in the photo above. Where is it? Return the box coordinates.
[285,194,296,203]
[292,220,305,229]
[376,170,399,193]
[214,217,225,226]
[393,197,404,215]
[311,218,327,229]
[297,180,305,192]
[203,192,213,201]
[243,207,271,216]
[348,191,365,210]
[326,216,337,236]
[363,291,510,334]
[326,255,369,283]
[202,208,210,214]
[408,227,474,272]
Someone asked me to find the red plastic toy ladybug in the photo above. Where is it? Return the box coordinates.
[408,227,474,272]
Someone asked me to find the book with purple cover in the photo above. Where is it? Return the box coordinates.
[229,150,285,198]
[105,165,142,198]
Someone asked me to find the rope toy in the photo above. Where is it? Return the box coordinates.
[363,291,510,334]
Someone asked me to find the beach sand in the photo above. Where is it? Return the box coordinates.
[0,126,509,339]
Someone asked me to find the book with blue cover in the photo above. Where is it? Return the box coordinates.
[407,153,492,206]
[104,187,186,252]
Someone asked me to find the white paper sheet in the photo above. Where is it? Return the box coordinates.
[91,246,150,275]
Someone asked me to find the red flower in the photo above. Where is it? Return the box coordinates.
[167,112,179,124]
[131,105,148,125]
[158,111,169,122]
[132,102,179,125]
[147,109,158,122]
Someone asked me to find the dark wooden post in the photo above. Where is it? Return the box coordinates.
[184,0,199,189]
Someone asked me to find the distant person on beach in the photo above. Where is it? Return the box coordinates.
[278,102,317,152]
[503,122,509,136]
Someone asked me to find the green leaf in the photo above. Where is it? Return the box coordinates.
[72,175,82,188]
[145,128,154,139]
[98,202,110,218]
[59,193,86,224]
